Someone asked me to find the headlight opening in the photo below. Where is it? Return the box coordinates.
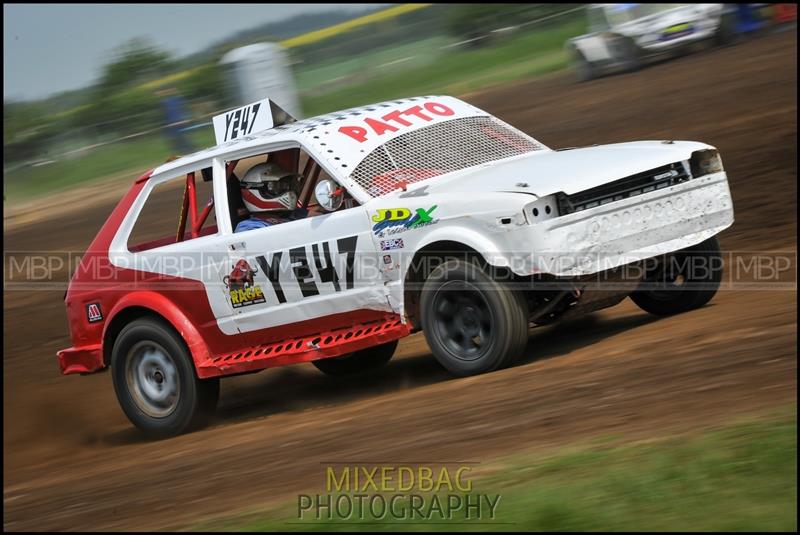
[690,149,724,177]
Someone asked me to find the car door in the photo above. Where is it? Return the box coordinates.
[214,155,389,342]
[223,206,390,338]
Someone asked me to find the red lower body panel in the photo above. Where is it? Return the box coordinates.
[196,315,411,378]
[58,304,411,379]
[57,345,103,375]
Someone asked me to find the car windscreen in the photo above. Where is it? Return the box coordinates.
[605,4,686,26]
[350,116,544,197]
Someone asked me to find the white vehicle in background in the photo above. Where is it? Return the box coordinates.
[568,3,738,81]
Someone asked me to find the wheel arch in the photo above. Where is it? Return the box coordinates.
[402,237,515,331]
[102,292,211,371]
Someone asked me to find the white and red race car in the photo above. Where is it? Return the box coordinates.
[58,95,734,436]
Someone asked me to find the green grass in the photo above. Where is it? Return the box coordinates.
[3,129,215,203]
[294,36,451,93]
[192,410,797,531]
[4,19,586,203]
[300,18,586,117]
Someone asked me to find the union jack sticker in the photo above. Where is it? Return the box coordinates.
[380,238,404,251]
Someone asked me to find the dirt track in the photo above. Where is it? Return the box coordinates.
[3,30,797,531]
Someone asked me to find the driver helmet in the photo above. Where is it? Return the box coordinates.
[239,162,299,213]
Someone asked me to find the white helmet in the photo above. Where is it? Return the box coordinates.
[239,163,299,213]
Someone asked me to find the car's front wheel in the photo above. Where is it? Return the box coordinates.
[111,317,219,438]
[420,259,529,377]
[311,340,398,376]
[630,236,724,316]
[715,12,739,46]
[572,50,598,82]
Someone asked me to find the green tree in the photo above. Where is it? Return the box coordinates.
[97,37,173,94]
[176,63,227,107]
[75,38,174,137]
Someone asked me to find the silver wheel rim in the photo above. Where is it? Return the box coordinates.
[125,341,180,418]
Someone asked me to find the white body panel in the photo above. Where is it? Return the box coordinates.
[418,141,712,197]
[573,35,613,62]
[224,206,390,333]
[369,170,732,282]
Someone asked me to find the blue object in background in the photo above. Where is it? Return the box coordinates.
[736,4,769,33]
[158,89,195,154]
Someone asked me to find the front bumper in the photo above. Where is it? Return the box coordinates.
[57,345,104,375]
[524,172,734,276]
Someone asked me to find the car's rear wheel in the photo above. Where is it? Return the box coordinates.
[630,236,724,316]
[311,340,398,376]
[617,36,643,73]
[420,259,529,376]
[111,317,219,438]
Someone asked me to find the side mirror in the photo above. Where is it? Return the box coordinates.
[315,179,344,212]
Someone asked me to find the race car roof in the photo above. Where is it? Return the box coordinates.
[149,95,489,183]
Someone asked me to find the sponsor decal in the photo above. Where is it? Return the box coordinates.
[253,235,359,304]
[222,236,360,309]
[224,259,266,308]
[661,23,693,41]
[215,102,262,143]
[338,102,455,143]
[372,206,438,237]
[86,302,103,323]
[380,238,405,251]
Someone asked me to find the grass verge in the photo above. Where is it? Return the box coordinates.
[192,409,797,531]
[300,18,585,117]
[3,129,215,202]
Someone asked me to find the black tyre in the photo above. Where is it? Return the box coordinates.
[311,340,398,376]
[715,13,739,46]
[573,50,597,82]
[111,317,219,438]
[618,37,643,72]
[420,259,529,377]
[631,236,724,316]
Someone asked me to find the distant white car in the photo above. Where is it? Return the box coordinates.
[568,3,738,81]
[60,95,734,437]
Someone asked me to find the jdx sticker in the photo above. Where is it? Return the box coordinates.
[372,206,438,237]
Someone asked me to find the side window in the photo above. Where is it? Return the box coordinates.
[589,7,610,32]
[228,146,359,234]
[127,168,217,252]
[298,152,359,211]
